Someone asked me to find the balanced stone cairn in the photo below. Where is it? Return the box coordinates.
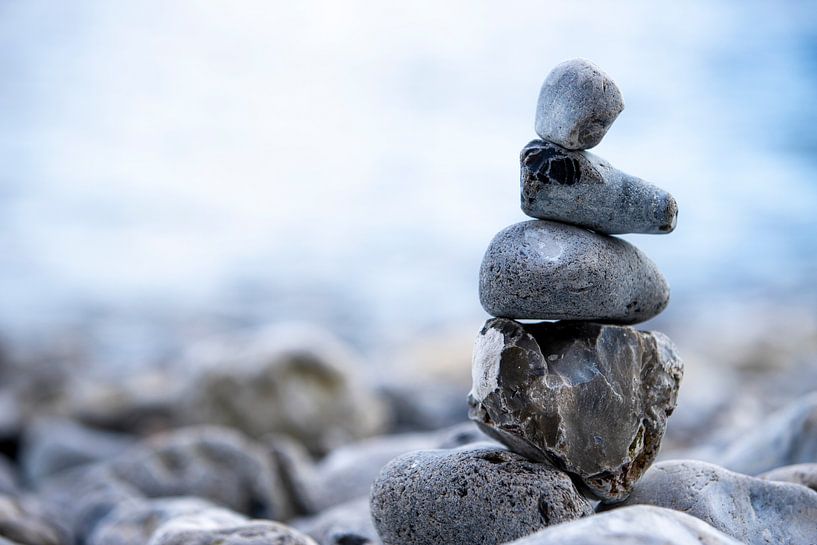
[371,59,685,545]
[470,58,684,503]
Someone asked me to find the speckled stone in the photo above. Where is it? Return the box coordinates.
[505,505,742,545]
[534,58,624,150]
[150,520,317,545]
[479,220,669,323]
[610,460,817,545]
[468,318,682,502]
[520,140,677,235]
[369,444,592,545]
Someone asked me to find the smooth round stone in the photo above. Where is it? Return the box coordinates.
[534,58,624,150]
[369,444,593,545]
[759,463,817,492]
[610,460,817,545]
[505,505,742,545]
[479,220,669,323]
[293,497,380,545]
[520,139,677,235]
[468,318,683,502]
[151,520,316,545]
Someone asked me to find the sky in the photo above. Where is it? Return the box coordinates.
[1,1,816,362]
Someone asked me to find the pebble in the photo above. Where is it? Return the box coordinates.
[87,497,245,545]
[534,58,624,150]
[150,520,317,545]
[369,444,593,545]
[468,318,682,502]
[20,417,134,486]
[759,463,817,492]
[520,139,677,235]
[504,505,742,545]
[182,324,389,455]
[0,457,16,497]
[108,426,290,519]
[307,423,490,512]
[612,459,817,545]
[479,220,669,323]
[0,494,67,545]
[703,392,817,475]
[293,497,380,545]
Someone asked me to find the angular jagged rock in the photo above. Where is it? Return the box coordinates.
[534,58,624,150]
[108,426,290,519]
[479,220,669,323]
[86,497,246,545]
[468,318,683,502]
[504,505,742,545]
[150,520,317,545]
[369,444,593,545]
[759,463,817,492]
[293,497,380,545]
[611,460,817,545]
[520,140,677,235]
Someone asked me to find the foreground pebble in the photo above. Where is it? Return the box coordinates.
[520,139,677,234]
[612,460,817,545]
[469,318,682,502]
[108,426,289,519]
[534,58,624,150]
[294,497,380,545]
[370,444,592,545]
[479,220,669,323]
[759,463,817,492]
[0,494,67,545]
[506,505,741,545]
[150,520,316,545]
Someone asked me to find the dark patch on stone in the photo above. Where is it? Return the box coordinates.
[521,140,582,186]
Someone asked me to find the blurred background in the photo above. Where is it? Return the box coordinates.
[1,1,817,452]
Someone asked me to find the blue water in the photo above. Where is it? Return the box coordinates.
[0,1,816,363]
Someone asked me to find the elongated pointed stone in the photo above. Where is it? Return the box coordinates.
[520,140,677,235]
[534,58,624,150]
[468,318,683,502]
[479,220,669,323]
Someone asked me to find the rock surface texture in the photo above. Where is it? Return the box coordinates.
[520,139,677,234]
[479,220,670,323]
[505,505,742,545]
[468,318,682,501]
[534,58,624,150]
[759,463,817,492]
[369,445,592,545]
[612,460,817,545]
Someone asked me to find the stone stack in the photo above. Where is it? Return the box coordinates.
[468,58,684,503]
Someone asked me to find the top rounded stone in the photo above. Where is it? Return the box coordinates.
[535,58,624,150]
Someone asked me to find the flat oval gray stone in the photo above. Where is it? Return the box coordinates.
[150,520,317,545]
[479,220,669,323]
[611,460,817,545]
[369,444,593,545]
[468,318,682,502]
[504,505,742,545]
[520,140,677,235]
[534,58,624,150]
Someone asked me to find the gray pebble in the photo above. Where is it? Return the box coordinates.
[0,457,17,497]
[611,459,817,545]
[505,505,742,545]
[293,497,380,545]
[520,139,677,234]
[759,463,817,492]
[307,423,491,512]
[369,444,593,545]
[87,497,245,545]
[468,318,682,502]
[0,494,67,545]
[479,220,669,323]
[150,520,317,545]
[534,58,624,150]
[20,417,134,486]
[109,426,290,519]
